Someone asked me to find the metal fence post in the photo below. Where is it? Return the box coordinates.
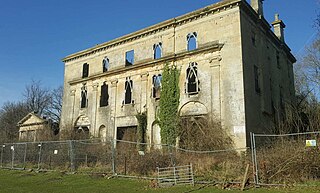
[0,145,4,168]
[23,143,27,169]
[37,143,43,170]
[68,140,75,172]
[250,132,256,185]
[11,145,15,169]
[252,133,259,185]
[173,166,177,185]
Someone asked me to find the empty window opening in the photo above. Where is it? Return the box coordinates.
[252,32,256,46]
[81,84,88,108]
[280,89,284,109]
[152,74,162,99]
[125,50,134,66]
[187,32,197,51]
[116,126,138,150]
[124,77,133,104]
[153,43,162,59]
[276,52,280,69]
[82,63,89,78]
[100,82,109,107]
[254,65,261,94]
[103,57,109,72]
[116,126,137,141]
[186,62,200,95]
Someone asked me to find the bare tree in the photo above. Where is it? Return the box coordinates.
[0,102,29,143]
[44,85,63,124]
[295,15,320,101]
[23,80,51,116]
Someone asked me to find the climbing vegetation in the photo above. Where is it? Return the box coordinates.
[158,63,180,145]
[136,111,147,150]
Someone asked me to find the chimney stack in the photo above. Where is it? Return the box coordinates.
[272,14,286,42]
[251,0,264,17]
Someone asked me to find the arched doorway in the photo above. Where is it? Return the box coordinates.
[152,123,161,148]
[99,125,107,142]
[74,115,91,139]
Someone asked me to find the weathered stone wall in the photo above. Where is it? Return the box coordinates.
[240,5,296,145]
[60,0,295,149]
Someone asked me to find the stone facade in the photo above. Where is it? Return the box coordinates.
[60,0,296,149]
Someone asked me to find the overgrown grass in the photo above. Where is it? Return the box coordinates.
[0,169,319,193]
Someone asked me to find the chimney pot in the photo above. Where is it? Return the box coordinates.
[251,0,264,17]
[272,13,286,42]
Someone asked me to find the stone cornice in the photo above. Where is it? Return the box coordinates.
[62,0,240,63]
[18,121,48,128]
[68,43,224,85]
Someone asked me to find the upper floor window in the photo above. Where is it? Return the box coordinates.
[251,32,256,46]
[187,32,197,51]
[152,74,162,99]
[254,65,261,94]
[103,57,109,72]
[124,77,133,104]
[276,51,280,69]
[153,43,162,59]
[125,50,134,66]
[186,62,200,95]
[81,84,88,108]
[82,63,89,78]
[100,82,109,107]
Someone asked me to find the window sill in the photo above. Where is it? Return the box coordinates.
[122,100,135,108]
[186,92,199,97]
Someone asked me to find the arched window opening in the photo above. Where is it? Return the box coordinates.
[187,32,197,51]
[152,74,162,99]
[82,63,89,78]
[100,82,109,107]
[103,57,109,72]
[153,43,162,59]
[186,62,200,95]
[124,77,133,104]
[81,84,88,108]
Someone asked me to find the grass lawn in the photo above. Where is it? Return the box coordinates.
[0,169,319,193]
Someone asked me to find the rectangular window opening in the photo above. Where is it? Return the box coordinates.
[254,65,261,94]
[125,50,134,66]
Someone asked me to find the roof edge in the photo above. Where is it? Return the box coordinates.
[62,0,241,63]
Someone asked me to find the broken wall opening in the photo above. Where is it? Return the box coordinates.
[178,116,233,151]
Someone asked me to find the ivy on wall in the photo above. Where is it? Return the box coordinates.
[136,111,147,150]
[158,63,180,146]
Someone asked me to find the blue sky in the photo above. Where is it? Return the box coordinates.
[0,0,319,107]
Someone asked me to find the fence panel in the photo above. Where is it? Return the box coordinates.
[1,138,249,184]
[2,144,14,168]
[252,131,320,185]
[73,139,113,174]
[38,141,70,171]
[158,165,194,187]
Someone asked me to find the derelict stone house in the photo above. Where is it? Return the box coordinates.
[60,0,296,149]
[18,112,58,142]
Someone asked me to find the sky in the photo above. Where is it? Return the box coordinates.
[0,0,319,107]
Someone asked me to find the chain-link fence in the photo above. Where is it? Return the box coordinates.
[113,139,249,182]
[3,133,319,186]
[251,131,320,186]
[0,138,249,183]
[0,139,114,173]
